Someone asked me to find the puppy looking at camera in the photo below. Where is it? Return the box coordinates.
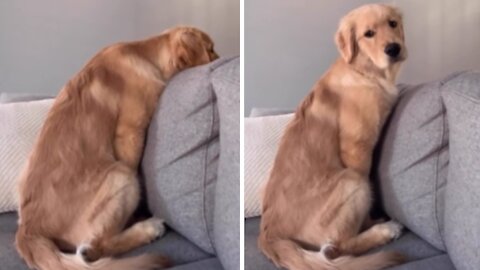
[259,4,408,270]
[15,26,218,270]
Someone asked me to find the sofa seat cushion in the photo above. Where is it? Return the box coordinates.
[387,254,456,270]
[167,258,223,270]
[244,217,445,270]
[244,217,282,270]
[0,212,212,269]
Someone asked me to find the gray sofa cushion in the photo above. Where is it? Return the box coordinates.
[211,57,240,270]
[376,79,452,250]
[167,258,223,270]
[441,71,480,270]
[0,212,212,269]
[388,255,456,270]
[142,58,233,254]
[369,229,444,261]
[244,217,287,270]
[244,217,444,270]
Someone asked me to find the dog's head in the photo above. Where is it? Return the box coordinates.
[167,26,219,72]
[335,4,407,69]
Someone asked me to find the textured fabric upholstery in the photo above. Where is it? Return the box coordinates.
[375,80,449,250]
[0,99,53,213]
[244,114,293,218]
[142,58,232,254]
[211,57,240,270]
[387,255,456,270]
[441,71,480,270]
[167,258,223,270]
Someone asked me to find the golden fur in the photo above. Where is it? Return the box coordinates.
[15,26,218,270]
[259,4,408,270]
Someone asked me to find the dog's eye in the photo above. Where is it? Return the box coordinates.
[389,20,398,28]
[364,30,375,38]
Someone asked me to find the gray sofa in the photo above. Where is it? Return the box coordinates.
[0,56,239,270]
[245,71,480,270]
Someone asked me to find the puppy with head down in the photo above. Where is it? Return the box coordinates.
[16,26,218,270]
[259,4,407,270]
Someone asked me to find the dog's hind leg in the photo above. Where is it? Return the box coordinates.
[361,216,387,231]
[72,163,165,262]
[340,220,403,255]
[83,217,166,261]
[328,169,403,255]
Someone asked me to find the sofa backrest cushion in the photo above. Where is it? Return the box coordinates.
[375,79,449,251]
[211,57,240,270]
[142,58,232,255]
[441,71,480,270]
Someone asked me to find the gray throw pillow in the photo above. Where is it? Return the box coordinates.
[441,71,480,270]
[211,57,240,270]
[142,58,233,254]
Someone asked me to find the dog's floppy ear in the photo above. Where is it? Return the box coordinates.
[335,17,357,63]
[171,29,208,70]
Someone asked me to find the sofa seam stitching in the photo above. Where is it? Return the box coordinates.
[434,86,447,249]
[449,90,480,104]
[201,73,217,254]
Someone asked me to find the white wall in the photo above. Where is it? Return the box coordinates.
[245,0,480,115]
[0,0,239,95]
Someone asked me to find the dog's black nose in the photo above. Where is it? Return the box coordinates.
[385,43,401,58]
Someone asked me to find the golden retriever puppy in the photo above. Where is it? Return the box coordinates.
[259,4,408,270]
[15,26,218,270]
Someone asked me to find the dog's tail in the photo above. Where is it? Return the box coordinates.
[258,233,404,270]
[15,227,170,270]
